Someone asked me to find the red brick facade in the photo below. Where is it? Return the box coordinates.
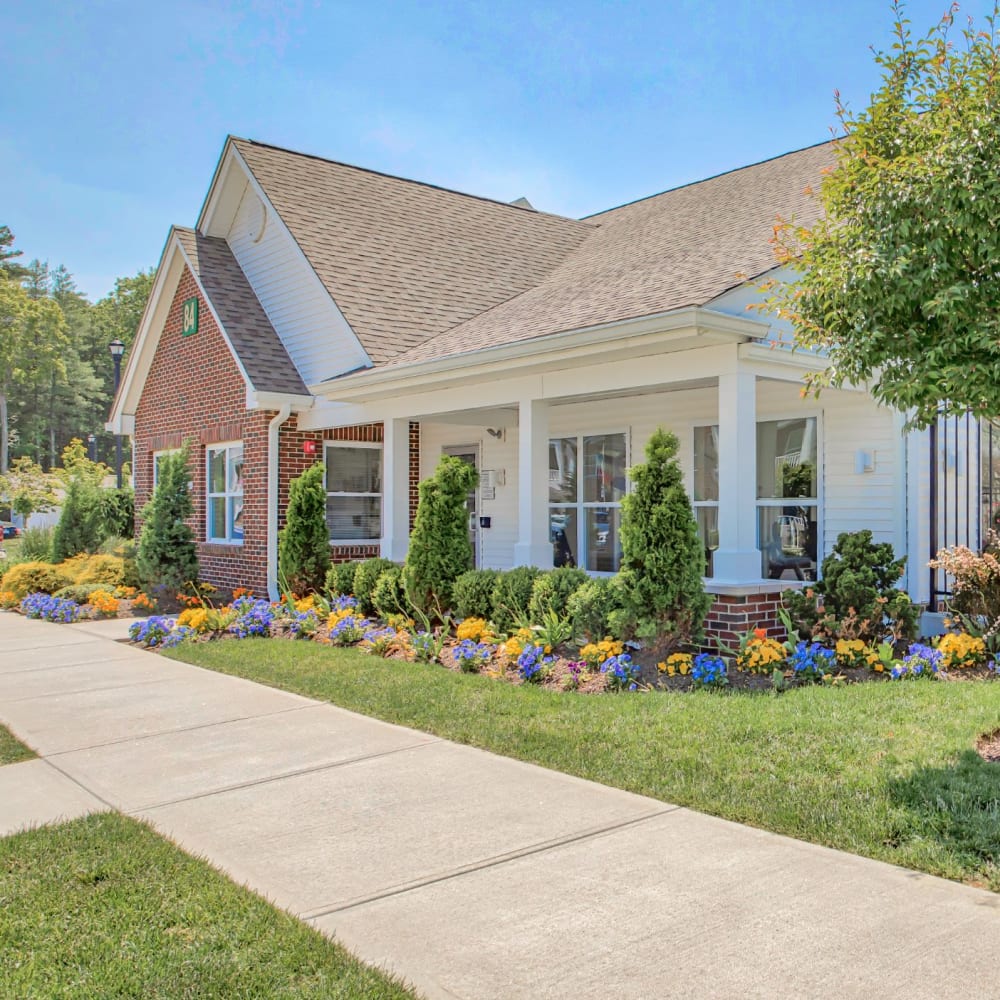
[702,591,785,650]
[132,265,420,594]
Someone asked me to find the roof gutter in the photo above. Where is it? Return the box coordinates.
[309,306,771,401]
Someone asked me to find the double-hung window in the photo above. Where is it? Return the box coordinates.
[206,443,244,543]
[548,432,627,572]
[325,442,382,544]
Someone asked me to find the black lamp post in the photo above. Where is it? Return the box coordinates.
[87,434,97,462]
[109,339,125,488]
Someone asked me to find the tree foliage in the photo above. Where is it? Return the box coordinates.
[136,446,199,598]
[51,477,104,562]
[617,427,709,653]
[766,3,1000,427]
[0,456,58,519]
[403,455,478,615]
[278,463,331,595]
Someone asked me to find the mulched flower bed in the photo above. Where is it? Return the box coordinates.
[976,729,1000,763]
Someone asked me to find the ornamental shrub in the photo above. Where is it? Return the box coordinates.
[784,530,916,644]
[372,565,409,619]
[617,428,709,654]
[528,567,587,623]
[52,478,104,561]
[278,463,331,596]
[99,487,135,540]
[136,446,199,599]
[490,567,543,633]
[353,558,396,616]
[325,561,360,599]
[452,569,499,621]
[566,577,625,642]
[1,561,74,599]
[403,455,478,616]
[61,554,126,587]
[54,582,109,604]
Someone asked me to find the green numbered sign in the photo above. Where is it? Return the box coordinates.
[182,297,199,337]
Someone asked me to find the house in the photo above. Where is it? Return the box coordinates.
[109,135,983,644]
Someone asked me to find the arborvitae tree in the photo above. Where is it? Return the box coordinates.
[278,462,330,595]
[136,446,198,598]
[403,454,478,615]
[51,476,103,561]
[617,427,709,654]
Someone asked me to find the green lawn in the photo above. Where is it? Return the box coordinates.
[0,723,34,766]
[0,812,417,999]
[167,639,1000,890]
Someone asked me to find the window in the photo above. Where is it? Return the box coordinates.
[152,449,179,491]
[692,426,719,577]
[206,443,244,543]
[325,442,382,544]
[757,417,818,581]
[548,432,627,572]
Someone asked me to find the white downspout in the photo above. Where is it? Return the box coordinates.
[267,404,292,601]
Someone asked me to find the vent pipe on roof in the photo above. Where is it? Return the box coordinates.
[509,196,535,210]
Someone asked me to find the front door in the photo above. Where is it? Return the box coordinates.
[444,445,479,568]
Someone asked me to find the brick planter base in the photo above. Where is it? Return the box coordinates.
[703,583,801,651]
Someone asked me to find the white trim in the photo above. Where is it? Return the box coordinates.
[325,440,383,548]
[267,404,291,602]
[205,440,245,545]
[152,448,181,491]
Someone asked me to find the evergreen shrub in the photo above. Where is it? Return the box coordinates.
[403,455,478,615]
[372,565,409,619]
[491,566,543,632]
[451,569,499,621]
[353,558,396,616]
[136,447,199,599]
[617,427,709,654]
[325,561,360,598]
[566,577,625,642]
[52,478,103,562]
[278,463,331,595]
[528,566,588,622]
[1,561,74,599]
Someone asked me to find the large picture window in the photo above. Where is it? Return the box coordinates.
[206,443,244,543]
[757,417,818,581]
[325,442,382,544]
[549,432,627,573]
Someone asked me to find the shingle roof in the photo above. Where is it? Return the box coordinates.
[232,138,595,366]
[379,141,837,369]
[175,227,308,395]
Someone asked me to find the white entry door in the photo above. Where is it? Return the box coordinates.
[443,445,479,568]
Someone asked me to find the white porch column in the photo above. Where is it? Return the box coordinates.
[714,370,762,580]
[514,398,552,567]
[381,418,411,562]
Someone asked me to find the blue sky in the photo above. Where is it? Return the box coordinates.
[2,1,988,300]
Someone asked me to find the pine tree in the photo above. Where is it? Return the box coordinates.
[403,454,478,615]
[617,427,709,654]
[278,462,331,595]
[136,446,198,598]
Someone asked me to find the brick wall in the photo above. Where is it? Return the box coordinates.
[702,591,785,650]
[132,263,422,592]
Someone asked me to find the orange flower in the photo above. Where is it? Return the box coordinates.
[753,628,767,640]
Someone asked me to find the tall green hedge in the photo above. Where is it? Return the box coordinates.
[278,463,330,595]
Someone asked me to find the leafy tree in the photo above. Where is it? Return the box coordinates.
[278,462,331,595]
[617,427,709,654]
[0,456,58,520]
[766,3,1000,428]
[136,446,198,598]
[403,455,478,615]
[54,438,113,488]
[0,278,67,472]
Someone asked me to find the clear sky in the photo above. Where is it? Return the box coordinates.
[2,1,989,301]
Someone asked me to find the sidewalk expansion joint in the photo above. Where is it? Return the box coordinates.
[300,806,681,921]
[0,639,104,655]
[130,738,444,812]
[0,651,143,677]
[40,757,118,812]
[43,703,321,756]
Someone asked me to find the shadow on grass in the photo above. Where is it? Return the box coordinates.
[888,750,1000,883]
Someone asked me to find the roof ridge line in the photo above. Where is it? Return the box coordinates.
[233,136,594,227]
[584,135,837,219]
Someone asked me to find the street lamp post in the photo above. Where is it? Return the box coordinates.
[109,340,125,488]
[87,434,96,462]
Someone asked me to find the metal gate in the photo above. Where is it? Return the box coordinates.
[929,413,1000,607]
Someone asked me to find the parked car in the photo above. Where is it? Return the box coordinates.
[1,522,21,540]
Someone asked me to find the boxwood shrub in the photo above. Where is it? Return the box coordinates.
[491,567,544,632]
[325,561,360,599]
[451,569,499,621]
[353,558,396,616]
[528,567,588,622]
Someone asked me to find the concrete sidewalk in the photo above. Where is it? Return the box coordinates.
[1,612,998,999]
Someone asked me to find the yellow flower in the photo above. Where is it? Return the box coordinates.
[457,617,488,641]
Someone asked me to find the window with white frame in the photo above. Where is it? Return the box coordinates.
[692,426,719,577]
[206,443,244,543]
[692,418,818,581]
[152,449,179,491]
[325,442,382,544]
[548,432,627,572]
